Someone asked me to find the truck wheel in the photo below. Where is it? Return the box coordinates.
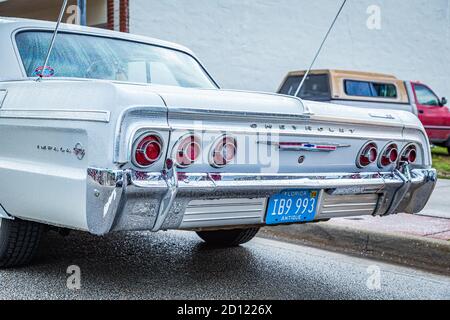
[0,218,44,268]
[196,228,260,247]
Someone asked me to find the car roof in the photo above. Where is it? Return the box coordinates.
[0,17,205,81]
[285,69,398,81]
[279,69,409,104]
[0,16,195,56]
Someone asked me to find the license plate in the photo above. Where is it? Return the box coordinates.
[266,190,320,225]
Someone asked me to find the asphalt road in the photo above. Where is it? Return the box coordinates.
[0,230,449,300]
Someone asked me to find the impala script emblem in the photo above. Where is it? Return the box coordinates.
[37,142,86,160]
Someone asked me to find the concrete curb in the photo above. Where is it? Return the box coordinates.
[258,223,450,276]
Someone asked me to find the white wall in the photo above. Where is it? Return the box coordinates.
[130,0,450,99]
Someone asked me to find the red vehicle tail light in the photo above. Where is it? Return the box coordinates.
[173,134,201,168]
[379,143,399,168]
[357,141,378,168]
[401,144,418,164]
[132,133,163,168]
[210,135,237,168]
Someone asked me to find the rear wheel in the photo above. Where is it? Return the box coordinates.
[196,228,260,247]
[0,218,44,268]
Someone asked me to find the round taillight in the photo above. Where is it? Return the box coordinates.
[401,144,418,164]
[357,142,378,168]
[173,134,201,168]
[408,149,417,163]
[210,135,237,168]
[133,133,163,168]
[379,143,399,168]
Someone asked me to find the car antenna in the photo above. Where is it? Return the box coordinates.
[293,0,348,98]
[36,0,68,81]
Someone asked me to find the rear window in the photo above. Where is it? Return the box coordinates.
[15,31,216,89]
[279,74,331,101]
[344,80,397,98]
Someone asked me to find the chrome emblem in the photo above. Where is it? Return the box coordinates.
[36,142,86,160]
[250,123,356,134]
[73,143,86,160]
[369,113,395,120]
[259,141,351,152]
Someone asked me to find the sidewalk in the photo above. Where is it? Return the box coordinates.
[419,179,450,219]
[330,213,450,241]
[259,213,450,275]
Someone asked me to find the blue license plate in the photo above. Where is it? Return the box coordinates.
[266,190,320,225]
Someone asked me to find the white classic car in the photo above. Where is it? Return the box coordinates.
[0,18,437,268]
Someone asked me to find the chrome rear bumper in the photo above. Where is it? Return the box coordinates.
[86,166,437,235]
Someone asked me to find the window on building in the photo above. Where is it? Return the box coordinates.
[279,74,331,101]
[344,80,397,98]
[414,84,440,106]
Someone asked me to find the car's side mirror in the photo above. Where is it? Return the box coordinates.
[440,97,448,107]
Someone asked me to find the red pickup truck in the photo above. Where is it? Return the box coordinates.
[278,70,450,153]
[410,81,450,150]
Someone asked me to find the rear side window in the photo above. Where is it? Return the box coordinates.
[345,80,397,98]
[279,74,331,101]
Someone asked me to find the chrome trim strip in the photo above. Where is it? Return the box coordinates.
[0,89,7,108]
[323,202,378,208]
[424,125,450,130]
[310,114,405,128]
[186,201,264,209]
[184,208,264,216]
[321,208,375,214]
[218,89,311,115]
[258,140,351,152]
[169,107,311,122]
[183,215,263,223]
[0,109,111,123]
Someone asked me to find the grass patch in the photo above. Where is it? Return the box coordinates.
[431,146,450,179]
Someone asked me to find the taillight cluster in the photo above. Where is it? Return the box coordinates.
[357,141,418,169]
[132,133,163,168]
[173,133,237,168]
[132,132,237,169]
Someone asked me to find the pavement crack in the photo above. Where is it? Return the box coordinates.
[423,229,450,237]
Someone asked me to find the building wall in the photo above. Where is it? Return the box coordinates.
[130,0,450,100]
[87,0,107,27]
[0,0,107,27]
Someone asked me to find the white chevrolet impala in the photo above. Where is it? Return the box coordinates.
[0,18,437,267]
